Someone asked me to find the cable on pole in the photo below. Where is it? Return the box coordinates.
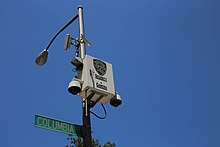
[90,104,107,119]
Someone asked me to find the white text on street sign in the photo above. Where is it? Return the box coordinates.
[34,114,82,137]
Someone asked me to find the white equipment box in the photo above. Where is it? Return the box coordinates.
[79,55,115,104]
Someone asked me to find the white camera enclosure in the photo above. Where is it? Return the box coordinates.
[79,55,115,104]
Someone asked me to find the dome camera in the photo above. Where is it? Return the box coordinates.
[110,92,122,107]
[68,78,82,95]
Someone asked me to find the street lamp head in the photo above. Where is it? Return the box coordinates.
[35,49,48,66]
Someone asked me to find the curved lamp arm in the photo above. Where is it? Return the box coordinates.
[35,14,79,66]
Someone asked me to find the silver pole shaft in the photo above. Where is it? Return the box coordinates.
[78,5,86,59]
[78,5,92,147]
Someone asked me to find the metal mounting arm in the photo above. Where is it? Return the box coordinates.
[35,14,79,66]
[45,14,79,51]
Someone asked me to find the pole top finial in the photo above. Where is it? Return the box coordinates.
[78,5,83,9]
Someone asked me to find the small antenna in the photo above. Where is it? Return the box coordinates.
[64,34,73,50]
[80,34,91,47]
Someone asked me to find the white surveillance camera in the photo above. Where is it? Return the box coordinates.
[110,92,122,107]
[68,78,82,95]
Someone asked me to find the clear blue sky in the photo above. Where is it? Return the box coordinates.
[0,0,219,146]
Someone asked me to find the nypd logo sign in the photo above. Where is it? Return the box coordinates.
[93,59,107,76]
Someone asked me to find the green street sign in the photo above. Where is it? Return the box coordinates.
[34,114,82,137]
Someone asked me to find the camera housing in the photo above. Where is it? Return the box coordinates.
[79,55,115,104]
[68,78,82,95]
[71,56,83,70]
[110,92,122,107]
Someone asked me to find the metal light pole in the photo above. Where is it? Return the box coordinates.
[78,5,86,59]
[35,5,122,147]
[78,5,92,147]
